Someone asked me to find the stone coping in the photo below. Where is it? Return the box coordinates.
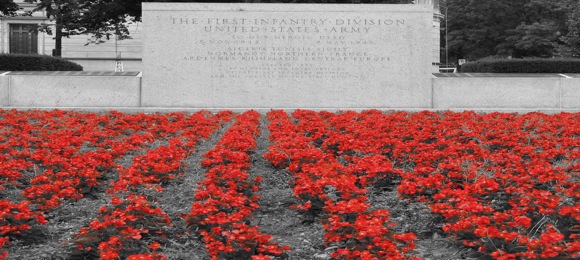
[2,107,579,114]
[6,71,141,76]
[433,73,568,78]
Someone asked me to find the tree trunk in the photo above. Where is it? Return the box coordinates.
[53,18,62,57]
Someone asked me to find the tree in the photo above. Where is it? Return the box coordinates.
[499,0,571,58]
[559,1,580,57]
[0,0,18,17]
[502,21,561,58]
[443,0,576,61]
[21,0,155,56]
[444,0,530,61]
[23,0,93,57]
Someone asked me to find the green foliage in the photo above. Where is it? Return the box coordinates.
[559,1,580,57]
[23,0,86,36]
[459,58,580,73]
[445,0,577,60]
[0,54,83,71]
[503,21,561,58]
[445,0,527,60]
[0,0,18,16]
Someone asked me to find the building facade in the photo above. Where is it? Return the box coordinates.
[0,0,143,71]
[1,1,440,71]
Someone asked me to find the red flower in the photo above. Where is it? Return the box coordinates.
[149,242,161,250]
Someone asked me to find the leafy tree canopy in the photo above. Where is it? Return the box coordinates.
[559,1,580,57]
[0,0,19,17]
[444,0,579,60]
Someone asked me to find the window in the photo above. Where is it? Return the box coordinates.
[9,24,38,54]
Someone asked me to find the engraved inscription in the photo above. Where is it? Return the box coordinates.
[172,16,407,80]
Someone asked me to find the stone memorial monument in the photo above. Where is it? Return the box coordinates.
[142,3,433,108]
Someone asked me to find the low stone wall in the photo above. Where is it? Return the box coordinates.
[0,73,9,106]
[0,72,141,108]
[431,74,580,111]
[562,78,580,109]
[433,77,561,109]
[1,72,579,112]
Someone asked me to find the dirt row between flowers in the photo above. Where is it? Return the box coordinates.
[140,119,235,260]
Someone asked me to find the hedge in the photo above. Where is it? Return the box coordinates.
[0,54,83,71]
[459,58,580,73]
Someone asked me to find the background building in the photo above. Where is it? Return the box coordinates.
[0,0,143,71]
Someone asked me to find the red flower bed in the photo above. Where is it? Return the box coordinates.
[73,111,232,259]
[0,109,578,260]
[315,110,579,260]
[73,194,173,260]
[265,110,418,259]
[1,110,230,259]
[184,111,289,259]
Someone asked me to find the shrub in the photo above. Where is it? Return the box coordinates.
[459,58,580,73]
[0,53,83,71]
